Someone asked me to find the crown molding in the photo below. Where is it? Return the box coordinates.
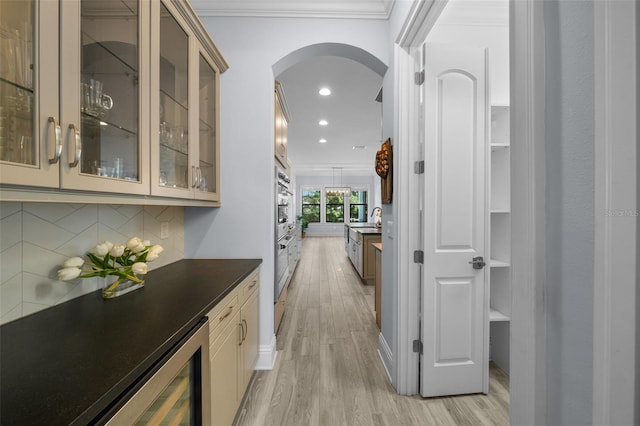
[190,0,395,20]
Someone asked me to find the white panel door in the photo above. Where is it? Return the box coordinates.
[420,43,490,397]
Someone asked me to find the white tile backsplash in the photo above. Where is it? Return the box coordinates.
[0,202,21,219]
[0,243,22,282]
[1,274,22,315]
[23,202,76,223]
[98,205,131,230]
[0,211,21,251]
[55,205,98,233]
[0,202,184,325]
[23,212,75,251]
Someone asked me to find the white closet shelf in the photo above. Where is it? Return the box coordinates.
[490,209,510,214]
[491,143,510,148]
[490,308,510,322]
[490,259,510,268]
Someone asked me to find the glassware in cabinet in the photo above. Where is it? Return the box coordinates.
[0,0,60,187]
[59,0,149,194]
[152,1,191,196]
[151,0,223,202]
[196,53,219,200]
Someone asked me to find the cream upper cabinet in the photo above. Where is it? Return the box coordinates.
[59,0,151,195]
[0,0,227,205]
[151,0,225,202]
[274,81,290,172]
[0,1,60,187]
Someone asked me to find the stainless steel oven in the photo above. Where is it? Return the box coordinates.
[276,167,292,241]
[275,167,293,302]
[103,319,210,425]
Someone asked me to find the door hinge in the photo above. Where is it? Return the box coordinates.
[414,70,425,85]
[413,339,423,354]
[413,250,424,264]
[414,160,424,174]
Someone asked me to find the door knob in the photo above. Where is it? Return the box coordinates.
[468,256,486,270]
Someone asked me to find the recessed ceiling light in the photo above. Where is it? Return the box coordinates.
[319,87,331,96]
[319,119,328,126]
[319,139,327,144]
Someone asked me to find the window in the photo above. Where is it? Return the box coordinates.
[349,190,368,223]
[325,189,345,223]
[301,188,321,223]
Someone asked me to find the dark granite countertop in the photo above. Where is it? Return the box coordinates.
[0,258,262,426]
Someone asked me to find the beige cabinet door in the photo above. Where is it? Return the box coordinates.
[0,0,60,187]
[210,309,241,426]
[194,50,221,201]
[239,289,259,397]
[151,0,193,199]
[59,0,150,195]
[274,81,288,168]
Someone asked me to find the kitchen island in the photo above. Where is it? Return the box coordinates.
[345,224,382,285]
[0,258,261,425]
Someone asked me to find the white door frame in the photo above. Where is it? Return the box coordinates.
[394,0,547,423]
[592,1,638,424]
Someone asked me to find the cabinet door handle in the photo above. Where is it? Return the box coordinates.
[191,166,197,188]
[219,305,233,321]
[240,319,248,345]
[238,320,247,345]
[47,117,62,164]
[67,124,81,167]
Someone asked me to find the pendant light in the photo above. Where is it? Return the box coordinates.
[327,167,350,195]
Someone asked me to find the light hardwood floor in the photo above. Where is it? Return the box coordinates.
[235,237,509,426]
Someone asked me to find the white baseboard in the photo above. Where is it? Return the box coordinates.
[377,332,393,384]
[254,334,278,370]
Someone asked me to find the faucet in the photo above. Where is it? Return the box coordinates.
[371,207,382,227]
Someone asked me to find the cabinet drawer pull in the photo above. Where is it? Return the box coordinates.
[219,306,233,321]
[248,280,257,289]
[67,124,81,167]
[47,117,62,164]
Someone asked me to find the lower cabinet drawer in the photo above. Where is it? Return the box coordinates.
[209,293,239,344]
[239,271,259,306]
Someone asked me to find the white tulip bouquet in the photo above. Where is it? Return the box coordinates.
[58,237,163,298]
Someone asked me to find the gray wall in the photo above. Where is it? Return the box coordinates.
[378,0,415,381]
[544,1,594,425]
[184,16,390,354]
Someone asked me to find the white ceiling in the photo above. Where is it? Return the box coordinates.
[276,56,383,175]
[190,0,395,19]
[191,1,389,177]
[190,0,507,176]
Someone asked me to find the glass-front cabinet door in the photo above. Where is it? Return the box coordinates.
[197,53,219,201]
[151,0,223,201]
[0,0,60,187]
[59,0,149,194]
[151,1,191,198]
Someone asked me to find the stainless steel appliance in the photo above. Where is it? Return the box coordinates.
[103,319,210,425]
[275,167,293,301]
[276,167,292,240]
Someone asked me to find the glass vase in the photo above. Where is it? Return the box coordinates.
[101,274,145,299]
